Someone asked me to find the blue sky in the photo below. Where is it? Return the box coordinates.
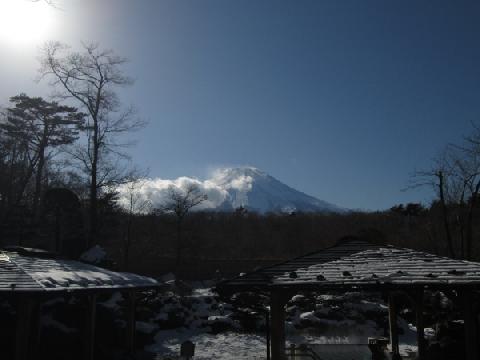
[1,0,479,210]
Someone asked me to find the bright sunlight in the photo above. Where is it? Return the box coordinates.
[0,0,55,47]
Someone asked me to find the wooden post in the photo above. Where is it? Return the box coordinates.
[126,290,136,354]
[289,343,296,358]
[462,290,479,360]
[15,296,35,360]
[270,292,287,360]
[84,294,97,360]
[388,293,401,360]
[415,289,426,360]
[30,301,42,359]
[266,310,271,360]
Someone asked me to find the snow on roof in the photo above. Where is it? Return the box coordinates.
[0,249,159,292]
[218,239,480,291]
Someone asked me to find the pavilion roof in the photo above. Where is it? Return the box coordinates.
[218,239,480,292]
[0,248,159,293]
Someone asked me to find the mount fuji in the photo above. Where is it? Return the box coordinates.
[209,167,346,214]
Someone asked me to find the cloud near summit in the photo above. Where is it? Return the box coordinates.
[116,177,226,211]
[115,168,255,212]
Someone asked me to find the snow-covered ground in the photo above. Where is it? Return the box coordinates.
[146,321,418,360]
[142,281,422,359]
[148,330,267,359]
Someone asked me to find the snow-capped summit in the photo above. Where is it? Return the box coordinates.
[116,166,346,214]
[209,166,345,213]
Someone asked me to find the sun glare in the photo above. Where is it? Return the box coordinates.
[0,0,55,47]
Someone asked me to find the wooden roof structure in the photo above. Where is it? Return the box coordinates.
[0,248,158,293]
[0,247,160,360]
[218,238,480,292]
[217,238,480,360]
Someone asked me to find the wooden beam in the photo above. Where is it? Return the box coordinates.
[462,290,479,360]
[270,292,287,360]
[414,289,426,360]
[388,293,401,360]
[84,294,97,360]
[126,290,136,355]
[15,296,35,360]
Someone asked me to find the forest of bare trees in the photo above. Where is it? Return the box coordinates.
[410,124,480,260]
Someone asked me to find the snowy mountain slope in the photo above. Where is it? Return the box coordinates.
[210,167,345,213]
[116,166,346,214]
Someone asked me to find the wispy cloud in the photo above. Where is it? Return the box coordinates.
[115,175,229,212]
[116,167,281,212]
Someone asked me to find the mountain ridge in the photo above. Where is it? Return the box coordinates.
[208,166,346,214]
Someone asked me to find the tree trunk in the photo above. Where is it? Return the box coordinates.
[32,148,45,223]
[124,215,133,271]
[33,125,49,223]
[466,205,474,260]
[465,183,480,260]
[88,120,99,249]
[12,155,37,214]
[438,172,455,258]
[54,205,61,253]
[458,213,465,259]
[0,143,17,224]
[88,167,97,249]
[175,218,183,276]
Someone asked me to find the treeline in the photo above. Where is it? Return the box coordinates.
[97,201,478,278]
[1,189,478,278]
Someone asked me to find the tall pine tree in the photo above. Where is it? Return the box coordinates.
[1,94,84,219]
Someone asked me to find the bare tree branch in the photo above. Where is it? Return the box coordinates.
[159,183,207,277]
[38,41,146,245]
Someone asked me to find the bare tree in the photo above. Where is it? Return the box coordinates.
[409,127,480,259]
[121,178,152,270]
[408,150,456,258]
[161,184,207,275]
[38,42,145,246]
[449,130,480,260]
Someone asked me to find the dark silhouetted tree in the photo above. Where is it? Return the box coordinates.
[2,94,84,220]
[39,42,145,246]
[121,178,152,270]
[409,152,456,258]
[410,124,480,259]
[161,184,207,275]
[448,128,480,259]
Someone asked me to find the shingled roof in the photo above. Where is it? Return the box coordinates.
[218,238,480,292]
[0,249,159,293]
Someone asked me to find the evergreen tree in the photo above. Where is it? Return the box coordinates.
[1,93,84,219]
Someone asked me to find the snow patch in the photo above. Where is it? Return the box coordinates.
[80,245,106,264]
